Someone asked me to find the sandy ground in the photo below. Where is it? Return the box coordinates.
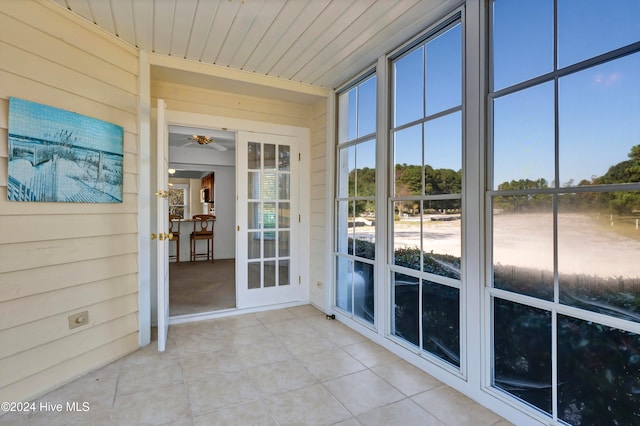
[494,213,640,278]
[354,213,640,278]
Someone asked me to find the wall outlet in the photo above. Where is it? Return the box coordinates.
[68,311,89,330]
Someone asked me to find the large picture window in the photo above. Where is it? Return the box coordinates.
[168,184,188,219]
[389,19,463,368]
[335,74,377,325]
[490,1,640,423]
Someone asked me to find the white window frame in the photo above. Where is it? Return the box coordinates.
[485,2,640,424]
[326,4,562,425]
[334,71,378,329]
[387,15,465,375]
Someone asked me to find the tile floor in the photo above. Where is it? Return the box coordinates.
[1,305,511,426]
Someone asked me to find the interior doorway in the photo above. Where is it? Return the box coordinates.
[154,107,310,341]
[167,125,237,316]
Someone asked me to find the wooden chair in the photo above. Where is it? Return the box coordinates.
[169,214,181,264]
[190,214,215,263]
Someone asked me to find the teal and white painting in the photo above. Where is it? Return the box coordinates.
[7,97,124,203]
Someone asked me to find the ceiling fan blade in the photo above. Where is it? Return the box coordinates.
[209,142,228,152]
[178,141,195,147]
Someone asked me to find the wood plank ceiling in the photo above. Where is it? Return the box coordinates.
[49,0,455,90]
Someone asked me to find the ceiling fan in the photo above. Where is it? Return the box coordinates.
[180,134,228,151]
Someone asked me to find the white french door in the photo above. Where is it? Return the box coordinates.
[156,99,169,351]
[236,131,300,308]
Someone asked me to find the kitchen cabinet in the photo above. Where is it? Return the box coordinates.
[200,173,214,203]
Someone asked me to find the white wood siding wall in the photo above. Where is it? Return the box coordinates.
[151,80,313,129]
[0,1,139,403]
[310,100,327,309]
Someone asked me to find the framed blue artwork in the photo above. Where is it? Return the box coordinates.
[7,97,124,203]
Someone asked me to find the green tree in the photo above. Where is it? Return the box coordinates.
[356,167,376,197]
[495,178,550,212]
[425,166,462,195]
[598,144,640,214]
[395,164,422,195]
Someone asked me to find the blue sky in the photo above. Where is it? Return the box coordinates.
[344,23,463,174]
[393,24,462,173]
[9,97,123,155]
[344,2,639,189]
[492,0,640,187]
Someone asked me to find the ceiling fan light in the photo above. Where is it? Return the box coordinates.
[193,135,213,145]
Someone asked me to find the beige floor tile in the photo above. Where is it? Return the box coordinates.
[326,329,370,348]
[179,347,244,381]
[193,399,277,426]
[302,315,339,332]
[300,312,335,326]
[278,333,338,358]
[15,306,510,426]
[357,398,443,426]
[161,418,194,426]
[312,321,369,347]
[187,371,261,415]
[174,329,233,355]
[324,370,404,416]
[300,312,334,327]
[0,411,29,426]
[234,337,294,368]
[225,324,274,347]
[371,360,442,396]
[145,327,180,356]
[27,403,112,426]
[255,309,297,324]
[301,349,366,382]
[265,318,317,338]
[301,312,331,326]
[162,332,181,357]
[342,341,401,368]
[33,361,120,410]
[331,418,362,426]
[412,386,503,426]
[214,313,262,329]
[246,359,317,396]
[123,340,180,366]
[267,383,351,426]
[492,420,515,426]
[117,354,184,395]
[171,318,220,337]
[286,304,324,318]
[111,383,191,426]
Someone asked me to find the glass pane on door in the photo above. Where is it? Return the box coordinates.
[245,139,292,291]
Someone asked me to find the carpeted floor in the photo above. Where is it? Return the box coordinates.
[169,258,236,316]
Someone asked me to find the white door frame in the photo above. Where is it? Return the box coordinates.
[160,110,311,324]
[156,99,170,351]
